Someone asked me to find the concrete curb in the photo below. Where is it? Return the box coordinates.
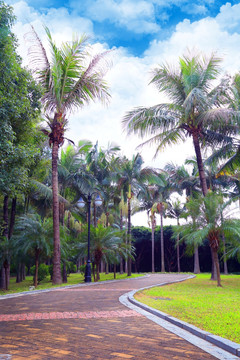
[126,277,240,358]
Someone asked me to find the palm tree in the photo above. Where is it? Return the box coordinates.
[77,224,131,281]
[177,191,240,286]
[123,51,238,278]
[116,154,160,275]
[27,26,110,284]
[13,213,52,287]
[123,52,238,197]
[167,199,185,272]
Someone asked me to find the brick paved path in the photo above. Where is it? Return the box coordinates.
[0,274,217,360]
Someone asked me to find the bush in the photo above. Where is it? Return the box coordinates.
[30,264,49,283]
[79,264,86,275]
[68,262,77,273]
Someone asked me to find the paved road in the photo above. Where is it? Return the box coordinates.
[0,274,218,360]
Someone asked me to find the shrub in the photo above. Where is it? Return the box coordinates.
[68,262,77,273]
[30,264,49,283]
[79,264,86,275]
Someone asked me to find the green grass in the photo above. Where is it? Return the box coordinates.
[0,272,145,295]
[135,273,240,343]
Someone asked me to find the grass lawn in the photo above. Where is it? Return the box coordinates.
[135,273,240,343]
[0,272,145,295]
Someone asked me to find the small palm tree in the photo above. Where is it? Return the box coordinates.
[77,224,132,281]
[176,192,240,286]
[13,214,52,287]
[27,26,111,284]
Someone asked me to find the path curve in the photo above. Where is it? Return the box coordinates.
[0,274,234,360]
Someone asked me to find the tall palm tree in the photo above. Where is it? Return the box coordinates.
[116,154,160,275]
[167,199,185,272]
[27,26,110,284]
[123,52,238,278]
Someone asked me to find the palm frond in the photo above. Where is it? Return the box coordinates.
[123,103,181,138]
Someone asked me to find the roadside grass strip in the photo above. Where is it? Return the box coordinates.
[134,274,240,343]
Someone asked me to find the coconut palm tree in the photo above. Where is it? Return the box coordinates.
[123,52,238,197]
[123,51,239,278]
[27,26,110,284]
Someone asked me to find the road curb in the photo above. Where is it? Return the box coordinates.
[126,277,240,358]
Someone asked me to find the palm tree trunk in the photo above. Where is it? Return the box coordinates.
[212,248,221,287]
[151,221,155,273]
[127,198,132,276]
[160,210,165,272]
[52,139,62,285]
[192,133,219,279]
[34,249,40,288]
[177,218,180,273]
[192,133,208,196]
[114,264,116,279]
[3,195,9,290]
[96,262,100,281]
[194,246,200,274]
[210,251,217,280]
[0,267,5,290]
[9,197,17,239]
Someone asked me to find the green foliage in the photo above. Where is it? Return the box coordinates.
[0,2,42,196]
[68,262,77,273]
[30,264,49,283]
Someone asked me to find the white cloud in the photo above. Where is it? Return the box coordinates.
[10,1,94,64]
[71,0,160,34]
[8,0,240,172]
[216,2,240,33]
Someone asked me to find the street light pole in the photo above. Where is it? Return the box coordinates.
[77,193,102,283]
[85,193,92,283]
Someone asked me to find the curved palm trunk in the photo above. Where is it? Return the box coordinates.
[192,132,219,280]
[52,139,62,285]
[192,133,208,196]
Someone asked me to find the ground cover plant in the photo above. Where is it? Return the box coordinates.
[134,274,240,343]
[0,273,145,295]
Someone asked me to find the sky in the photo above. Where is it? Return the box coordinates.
[5,0,240,225]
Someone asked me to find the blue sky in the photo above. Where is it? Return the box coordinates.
[7,0,240,163]
[7,0,240,55]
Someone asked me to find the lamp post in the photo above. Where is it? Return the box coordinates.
[78,193,102,282]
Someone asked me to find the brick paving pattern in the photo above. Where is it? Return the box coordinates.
[0,274,218,359]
